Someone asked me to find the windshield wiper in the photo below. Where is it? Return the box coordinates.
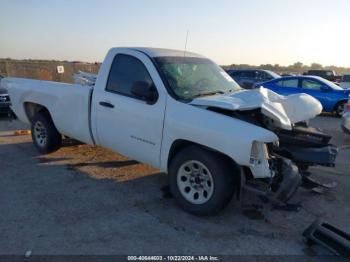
[192,91,224,98]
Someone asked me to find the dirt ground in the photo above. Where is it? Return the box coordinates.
[0,115,349,255]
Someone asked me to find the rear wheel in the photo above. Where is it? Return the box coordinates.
[335,101,346,117]
[31,112,62,154]
[169,146,236,216]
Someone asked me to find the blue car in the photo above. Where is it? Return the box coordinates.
[258,76,350,116]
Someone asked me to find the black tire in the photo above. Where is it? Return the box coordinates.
[31,112,62,154]
[335,101,346,117]
[168,146,236,216]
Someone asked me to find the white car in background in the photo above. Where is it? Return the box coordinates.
[340,75,350,89]
[341,100,350,134]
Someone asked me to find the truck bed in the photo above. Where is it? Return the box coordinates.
[3,78,94,145]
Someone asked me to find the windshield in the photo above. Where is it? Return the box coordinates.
[266,70,281,79]
[155,56,241,99]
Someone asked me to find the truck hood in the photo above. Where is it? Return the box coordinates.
[189,87,322,130]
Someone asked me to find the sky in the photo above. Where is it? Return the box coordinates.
[1,0,350,66]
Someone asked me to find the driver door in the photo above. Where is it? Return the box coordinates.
[92,51,166,168]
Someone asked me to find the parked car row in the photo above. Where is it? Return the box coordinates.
[226,69,350,117]
[303,70,341,83]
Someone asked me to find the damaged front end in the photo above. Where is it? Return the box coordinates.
[190,88,339,203]
[235,109,339,198]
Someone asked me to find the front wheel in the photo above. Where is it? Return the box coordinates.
[169,146,236,216]
[31,112,62,154]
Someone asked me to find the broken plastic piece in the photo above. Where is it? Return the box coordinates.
[271,160,302,203]
[243,158,302,210]
[272,202,302,212]
[311,187,327,194]
[24,250,32,258]
[302,175,338,190]
[303,219,350,255]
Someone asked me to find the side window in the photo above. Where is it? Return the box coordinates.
[278,79,299,88]
[301,79,322,90]
[229,71,241,77]
[256,71,264,80]
[257,71,271,80]
[276,80,284,87]
[106,54,154,98]
[239,71,247,77]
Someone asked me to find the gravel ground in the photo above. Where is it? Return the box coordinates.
[0,114,349,255]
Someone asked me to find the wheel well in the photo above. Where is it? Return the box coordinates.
[24,102,50,123]
[167,139,243,198]
[333,100,347,112]
[167,139,240,175]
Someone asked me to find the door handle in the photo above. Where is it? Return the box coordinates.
[99,101,115,108]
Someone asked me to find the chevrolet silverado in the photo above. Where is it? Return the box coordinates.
[2,48,333,215]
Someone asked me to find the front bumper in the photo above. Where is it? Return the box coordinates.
[275,145,338,168]
[269,158,302,203]
[243,156,302,204]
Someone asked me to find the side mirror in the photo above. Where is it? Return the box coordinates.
[131,81,157,103]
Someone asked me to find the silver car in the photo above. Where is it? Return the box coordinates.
[341,100,350,134]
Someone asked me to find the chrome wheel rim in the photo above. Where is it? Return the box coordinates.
[33,121,47,147]
[177,160,214,205]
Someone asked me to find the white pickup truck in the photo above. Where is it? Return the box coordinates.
[3,47,327,215]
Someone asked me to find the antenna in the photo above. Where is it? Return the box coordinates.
[184,30,189,57]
